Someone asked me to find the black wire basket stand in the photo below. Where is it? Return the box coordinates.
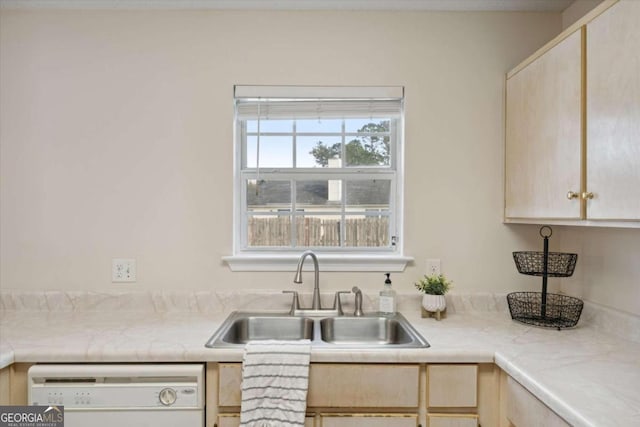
[507,226,583,329]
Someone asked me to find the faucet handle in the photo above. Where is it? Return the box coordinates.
[282,291,300,315]
[333,291,351,316]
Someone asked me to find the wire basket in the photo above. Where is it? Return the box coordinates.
[509,226,583,329]
[513,251,578,277]
[507,292,584,329]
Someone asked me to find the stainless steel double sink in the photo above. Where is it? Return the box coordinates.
[205,311,430,349]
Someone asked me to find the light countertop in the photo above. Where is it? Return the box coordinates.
[1,294,639,427]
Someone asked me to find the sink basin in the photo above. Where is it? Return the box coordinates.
[320,316,416,345]
[205,311,429,349]
[205,313,314,347]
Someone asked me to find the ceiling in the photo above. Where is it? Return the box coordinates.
[0,0,576,12]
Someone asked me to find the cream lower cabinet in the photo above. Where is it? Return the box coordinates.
[307,364,419,408]
[208,362,492,427]
[505,376,569,427]
[428,414,478,427]
[320,414,418,427]
[208,363,420,427]
[0,364,30,405]
[217,413,417,427]
[217,414,314,427]
[427,365,479,427]
[0,366,10,405]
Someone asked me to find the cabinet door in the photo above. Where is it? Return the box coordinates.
[428,364,477,408]
[218,414,314,427]
[308,364,420,408]
[0,367,10,405]
[320,414,417,427]
[218,363,420,408]
[0,364,30,405]
[586,0,640,220]
[505,30,582,219]
[218,363,242,407]
[428,414,478,427]
[506,376,569,427]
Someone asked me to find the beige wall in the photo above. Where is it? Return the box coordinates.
[1,9,561,296]
[559,227,640,316]
[562,0,603,29]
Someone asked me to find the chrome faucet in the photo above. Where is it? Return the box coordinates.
[293,250,321,310]
[352,286,364,317]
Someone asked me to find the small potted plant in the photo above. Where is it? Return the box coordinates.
[415,274,452,320]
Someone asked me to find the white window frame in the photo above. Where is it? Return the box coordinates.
[223,86,413,272]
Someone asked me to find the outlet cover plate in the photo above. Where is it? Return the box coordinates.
[426,258,441,276]
[112,258,136,282]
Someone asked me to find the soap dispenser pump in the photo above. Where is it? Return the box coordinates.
[379,273,397,315]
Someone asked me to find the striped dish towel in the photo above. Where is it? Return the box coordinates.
[239,340,311,427]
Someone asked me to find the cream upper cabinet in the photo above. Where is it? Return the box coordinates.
[505,29,582,220]
[586,0,640,221]
[505,0,640,226]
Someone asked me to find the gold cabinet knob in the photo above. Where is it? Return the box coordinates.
[582,192,594,200]
[567,191,579,200]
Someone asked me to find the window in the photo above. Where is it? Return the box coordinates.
[226,86,409,271]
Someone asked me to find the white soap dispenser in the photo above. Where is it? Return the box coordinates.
[379,273,397,315]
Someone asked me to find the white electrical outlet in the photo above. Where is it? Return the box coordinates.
[112,258,136,283]
[426,258,441,276]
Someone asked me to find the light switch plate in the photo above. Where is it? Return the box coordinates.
[112,258,136,282]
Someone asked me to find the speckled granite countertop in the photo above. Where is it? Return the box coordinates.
[1,291,639,426]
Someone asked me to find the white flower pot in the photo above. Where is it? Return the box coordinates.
[422,294,446,313]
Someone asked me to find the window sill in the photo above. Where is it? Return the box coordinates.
[222,253,414,272]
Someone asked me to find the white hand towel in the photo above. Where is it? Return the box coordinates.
[239,340,311,427]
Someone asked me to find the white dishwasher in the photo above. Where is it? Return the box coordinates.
[28,364,204,427]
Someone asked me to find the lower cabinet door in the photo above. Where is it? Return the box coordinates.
[427,364,478,409]
[0,367,10,405]
[428,414,478,427]
[218,414,315,427]
[506,377,570,427]
[320,414,417,427]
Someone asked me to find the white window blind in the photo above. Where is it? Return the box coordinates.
[236,100,403,120]
[234,85,403,99]
[235,85,403,120]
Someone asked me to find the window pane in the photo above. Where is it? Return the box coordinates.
[296,180,342,208]
[344,119,391,167]
[247,215,291,247]
[345,180,391,211]
[344,215,389,247]
[296,119,342,133]
[345,118,390,133]
[297,136,342,168]
[246,119,293,133]
[344,135,390,167]
[246,136,293,168]
[295,215,341,247]
[246,180,291,212]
